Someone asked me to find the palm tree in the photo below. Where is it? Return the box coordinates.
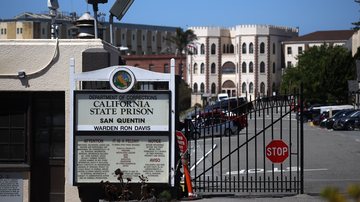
[167,28,197,76]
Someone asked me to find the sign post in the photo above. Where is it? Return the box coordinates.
[70,62,176,187]
[266,140,289,163]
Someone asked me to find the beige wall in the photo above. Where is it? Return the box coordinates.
[0,39,121,202]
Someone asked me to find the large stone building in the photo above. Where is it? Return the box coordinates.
[0,12,178,55]
[186,25,298,105]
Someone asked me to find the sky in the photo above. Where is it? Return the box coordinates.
[0,0,359,35]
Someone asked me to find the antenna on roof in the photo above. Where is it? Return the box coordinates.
[85,0,108,39]
[48,0,59,39]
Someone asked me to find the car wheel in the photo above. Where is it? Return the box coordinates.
[224,128,233,136]
[346,123,354,131]
[192,132,201,140]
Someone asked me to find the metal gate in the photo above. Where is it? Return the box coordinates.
[184,91,304,194]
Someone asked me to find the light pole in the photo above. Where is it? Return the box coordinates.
[109,0,134,45]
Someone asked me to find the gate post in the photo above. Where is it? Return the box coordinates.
[300,83,304,194]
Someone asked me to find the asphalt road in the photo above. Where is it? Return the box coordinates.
[187,111,360,195]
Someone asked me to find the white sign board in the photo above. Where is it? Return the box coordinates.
[75,92,170,131]
[0,172,23,202]
[75,135,169,183]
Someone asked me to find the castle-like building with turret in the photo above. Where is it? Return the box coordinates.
[186,25,298,104]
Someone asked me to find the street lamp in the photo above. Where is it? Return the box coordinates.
[109,0,134,45]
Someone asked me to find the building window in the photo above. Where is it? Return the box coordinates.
[260,82,265,95]
[4,29,6,34]
[211,83,216,94]
[249,82,254,93]
[132,34,135,40]
[242,62,247,73]
[287,47,292,54]
[242,82,247,93]
[0,95,27,162]
[0,28,3,35]
[249,62,254,73]
[193,83,198,93]
[242,43,247,54]
[200,83,205,93]
[230,44,234,53]
[287,61,292,68]
[260,42,265,54]
[149,64,154,71]
[152,36,155,41]
[272,43,276,54]
[122,34,125,40]
[272,62,276,74]
[260,62,265,73]
[164,64,169,73]
[200,63,205,74]
[16,28,19,34]
[200,44,205,54]
[211,43,216,54]
[143,35,145,41]
[298,46,303,54]
[211,63,216,74]
[193,63,198,74]
[249,43,254,54]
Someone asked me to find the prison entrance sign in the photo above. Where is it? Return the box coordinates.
[69,59,177,186]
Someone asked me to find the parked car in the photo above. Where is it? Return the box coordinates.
[320,109,356,129]
[333,110,360,130]
[189,117,239,139]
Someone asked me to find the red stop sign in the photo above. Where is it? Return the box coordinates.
[176,131,188,153]
[266,140,289,163]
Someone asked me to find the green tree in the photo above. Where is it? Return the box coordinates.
[281,45,356,104]
[167,28,197,73]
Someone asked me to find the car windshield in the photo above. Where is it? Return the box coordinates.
[350,111,360,117]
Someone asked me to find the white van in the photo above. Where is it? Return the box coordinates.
[217,93,228,102]
[312,105,354,117]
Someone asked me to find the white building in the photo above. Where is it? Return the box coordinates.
[186,25,298,105]
[282,30,355,69]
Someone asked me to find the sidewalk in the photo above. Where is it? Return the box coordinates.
[180,194,324,202]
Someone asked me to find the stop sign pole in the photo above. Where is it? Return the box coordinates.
[266,140,289,163]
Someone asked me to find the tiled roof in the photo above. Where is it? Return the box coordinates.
[284,30,355,43]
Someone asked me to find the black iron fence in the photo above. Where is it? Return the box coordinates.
[184,90,304,194]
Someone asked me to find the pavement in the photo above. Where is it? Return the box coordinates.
[180,193,325,201]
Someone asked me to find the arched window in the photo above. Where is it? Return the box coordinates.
[211,83,216,94]
[223,44,226,53]
[260,42,265,54]
[200,63,205,74]
[192,46,198,55]
[260,62,265,73]
[211,43,216,55]
[249,62,254,73]
[200,83,205,93]
[249,43,254,54]
[249,82,254,93]
[211,63,216,74]
[200,44,205,54]
[193,83,198,93]
[242,62,247,73]
[222,62,236,74]
[242,43,247,54]
[272,62,276,74]
[242,82,247,93]
[193,63,198,74]
[230,44,234,53]
[260,82,265,95]
[226,44,230,53]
